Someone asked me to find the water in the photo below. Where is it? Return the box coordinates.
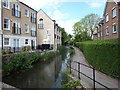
[3,48,71,88]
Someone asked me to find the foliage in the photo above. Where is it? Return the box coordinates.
[22,47,26,52]
[73,13,99,42]
[57,45,67,53]
[75,38,120,78]
[26,46,31,51]
[1,49,5,55]
[61,70,81,88]
[69,46,75,56]
[2,46,68,77]
[6,49,11,54]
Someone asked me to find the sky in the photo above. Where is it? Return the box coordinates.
[20,0,107,35]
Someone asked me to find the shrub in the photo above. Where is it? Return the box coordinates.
[6,49,11,54]
[30,52,41,64]
[22,47,26,52]
[75,38,120,78]
[26,46,31,51]
[57,46,67,53]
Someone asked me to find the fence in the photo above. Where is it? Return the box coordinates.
[66,60,120,90]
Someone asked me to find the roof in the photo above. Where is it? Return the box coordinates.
[17,0,37,12]
[37,9,54,22]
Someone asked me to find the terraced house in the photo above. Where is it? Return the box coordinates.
[94,0,120,40]
[1,0,36,52]
[0,0,62,52]
[37,9,61,50]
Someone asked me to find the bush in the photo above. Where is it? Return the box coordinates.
[26,46,31,51]
[6,49,11,54]
[22,47,26,52]
[57,46,67,53]
[30,52,41,64]
[75,38,120,78]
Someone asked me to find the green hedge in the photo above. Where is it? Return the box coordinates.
[75,38,120,77]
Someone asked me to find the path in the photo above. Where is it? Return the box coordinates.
[71,47,119,89]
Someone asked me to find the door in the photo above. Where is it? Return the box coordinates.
[13,39,19,52]
[31,40,35,50]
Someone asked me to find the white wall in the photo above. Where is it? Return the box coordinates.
[3,35,37,49]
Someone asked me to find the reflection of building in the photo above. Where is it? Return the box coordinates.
[1,0,37,52]
[37,9,62,50]
[95,0,120,40]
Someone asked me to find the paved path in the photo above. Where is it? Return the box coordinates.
[71,47,120,89]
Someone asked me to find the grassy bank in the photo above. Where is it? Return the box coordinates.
[2,46,67,77]
[75,38,120,78]
[61,69,82,88]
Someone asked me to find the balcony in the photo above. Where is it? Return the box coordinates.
[12,27,21,35]
[31,30,36,37]
[31,17,36,23]
[38,24,44,29]
[12,8,21,18]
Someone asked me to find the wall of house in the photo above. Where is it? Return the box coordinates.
[37,10,54,47]
[0,0,2,50]
[118,4,120,38]
[2,1,37,49]
[103,2,119,40]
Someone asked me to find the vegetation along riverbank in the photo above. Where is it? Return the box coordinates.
[2,46,74,77]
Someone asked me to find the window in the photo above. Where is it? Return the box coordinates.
[25,39,29,44]
[101,32,102,36]
[13,21,21,34]
[25,24,29,33]
[106,27,109,35]
[98,32,100,37]
[31,26,35,36]
[31,12,35,23]
[4,18,10,30]
[39,19,43,28]
[25,9,29,17]
[3,0,9,9]
[4,38,9,45]
[112,8,116,18]
[47,29,50,35]
[13,3,20,17]
[106,14,109,22]
[112,23,117,33]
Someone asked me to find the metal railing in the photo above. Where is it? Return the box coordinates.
[67,60,120,90]
[12,8,21,18]
[31,17,36,23]
[12,27,21,35]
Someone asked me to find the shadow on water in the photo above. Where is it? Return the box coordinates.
[3,47,71,88]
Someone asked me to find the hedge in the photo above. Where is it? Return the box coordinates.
[75,38,120,78]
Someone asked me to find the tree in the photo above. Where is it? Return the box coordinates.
[73,13,99,42]
[60,27,67,45]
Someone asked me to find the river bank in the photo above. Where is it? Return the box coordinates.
[2,46,75,89]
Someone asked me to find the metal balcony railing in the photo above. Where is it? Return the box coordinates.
[12,27,21,35]
[12,8,21,18]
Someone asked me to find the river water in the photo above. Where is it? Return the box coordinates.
[3,47,71,88]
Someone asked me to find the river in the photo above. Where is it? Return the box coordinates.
[3,47,71,88]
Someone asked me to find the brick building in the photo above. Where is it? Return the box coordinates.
[95,0,120,40]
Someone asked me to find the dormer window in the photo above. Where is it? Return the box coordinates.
[112,7,116,18]
[39,19,44,29]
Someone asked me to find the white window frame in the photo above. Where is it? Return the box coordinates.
[106,27,109,35]
[112,7,116,18]
[13,21,20,34]
[3,0,10,9]
[25,24,29,33]
[31,12,35,23]
[4,38,10,46]
[112,23,117,33]
[25,9,29,17]
[106,14,109,22]
[4,18,10,30]
[13,3,20,17]
[46,29,51,36]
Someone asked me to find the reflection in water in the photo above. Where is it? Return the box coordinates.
[3,48,71,88]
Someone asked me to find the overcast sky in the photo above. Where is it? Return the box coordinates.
[20,0,107,35]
